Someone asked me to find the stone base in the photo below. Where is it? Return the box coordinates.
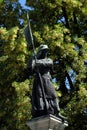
[26,114,68,130]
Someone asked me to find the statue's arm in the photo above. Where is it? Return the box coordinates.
[27,58,53,71]
[27,56,35,72]
[35,58,53,67]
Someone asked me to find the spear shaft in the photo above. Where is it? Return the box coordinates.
[25,11,48,114]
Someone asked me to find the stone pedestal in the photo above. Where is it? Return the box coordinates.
[26,114,68,130]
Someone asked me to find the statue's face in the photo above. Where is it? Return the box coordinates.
[37,49,48,59]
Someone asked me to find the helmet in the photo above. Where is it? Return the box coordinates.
[37,45,49,59]
[38,44,49,52]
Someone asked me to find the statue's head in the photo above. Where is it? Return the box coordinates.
[38,44,49,52]
[37,44,49,59]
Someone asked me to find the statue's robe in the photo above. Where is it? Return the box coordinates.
[28,58,60,117]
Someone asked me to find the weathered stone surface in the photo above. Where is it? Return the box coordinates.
[26,114,68,130]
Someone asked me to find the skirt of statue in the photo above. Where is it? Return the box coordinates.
[31,74,60,117]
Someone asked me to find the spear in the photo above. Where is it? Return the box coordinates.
[24,11,36,60]
[24,11,48,114]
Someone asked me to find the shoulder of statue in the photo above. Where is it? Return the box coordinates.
[46,58,53,62]
[46,58,52,60]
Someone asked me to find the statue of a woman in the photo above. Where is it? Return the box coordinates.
[28,45,60,118]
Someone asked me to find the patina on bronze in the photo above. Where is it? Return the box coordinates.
[25,13,66,120]
[27,45,60,118]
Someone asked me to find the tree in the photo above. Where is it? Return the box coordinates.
[0,0,26,29]
[0,1,33,130]
[0,26,32,130]
[0,0,87,129]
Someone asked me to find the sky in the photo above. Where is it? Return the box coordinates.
[19,0,29,9]
[19,0,25,6]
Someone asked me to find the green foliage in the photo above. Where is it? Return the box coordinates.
[0,0,87,130]
[66,87,87,130]
[0,27,31,130]
[0,0,3,3]
[0,0,25,29]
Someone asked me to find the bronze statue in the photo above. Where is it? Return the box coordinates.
[27,44,60,118]
[24,13,67,120]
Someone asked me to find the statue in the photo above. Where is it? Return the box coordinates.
[27,44,60,118]
[24,13,67,120]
